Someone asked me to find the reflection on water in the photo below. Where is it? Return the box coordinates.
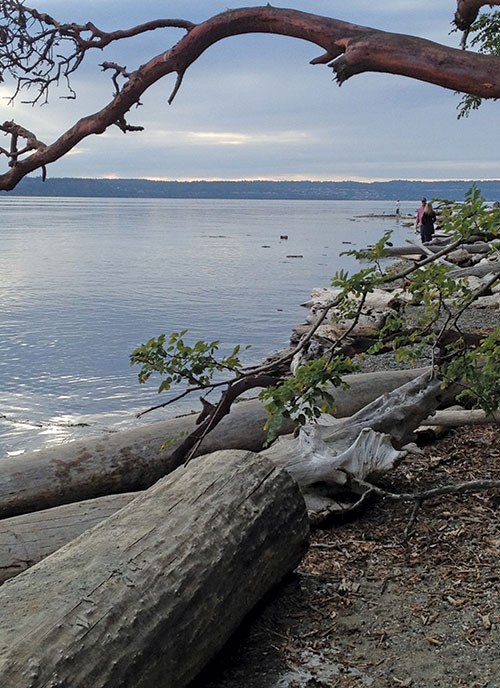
[0,197,417,456]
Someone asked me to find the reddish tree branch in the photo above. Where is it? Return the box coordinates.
[3,6,500,189]
[168,373,280,468]
[455,0,500,31]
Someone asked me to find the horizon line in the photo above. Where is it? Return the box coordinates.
[25,176,500,183]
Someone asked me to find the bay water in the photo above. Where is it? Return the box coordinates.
[0,197,418,456]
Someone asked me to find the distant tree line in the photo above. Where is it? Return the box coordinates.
[4,177,500,202]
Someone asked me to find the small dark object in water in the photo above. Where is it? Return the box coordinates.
[261,245,271,248]
[342,241,352,244]
[280,235,288,240]
[286,255,303,258]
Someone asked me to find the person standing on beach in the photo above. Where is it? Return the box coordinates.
[415,197,427,235]
[420,202,436,243]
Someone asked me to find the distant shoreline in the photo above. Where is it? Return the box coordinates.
[3,177,500,202]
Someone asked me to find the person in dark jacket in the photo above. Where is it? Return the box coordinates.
[420,202,436,242]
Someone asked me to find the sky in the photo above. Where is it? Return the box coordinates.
[1,1,499,182]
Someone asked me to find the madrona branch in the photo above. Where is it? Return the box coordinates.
[2,5,500,190]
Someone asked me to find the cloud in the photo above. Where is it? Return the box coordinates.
[139,129,312,147]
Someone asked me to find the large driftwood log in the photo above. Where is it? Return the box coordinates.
[0,493,135,584]
[0,450,309,688]
[0,368,426,519]
[0,369,440,582]
[262,372,446,515]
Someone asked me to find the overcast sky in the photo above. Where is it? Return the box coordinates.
[1,1,498,181]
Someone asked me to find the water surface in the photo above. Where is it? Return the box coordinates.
[0,197,417,455]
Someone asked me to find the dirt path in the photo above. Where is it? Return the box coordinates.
[192,423,500,688]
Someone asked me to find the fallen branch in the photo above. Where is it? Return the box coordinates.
[353,477,500,540]
[421,408,500,427]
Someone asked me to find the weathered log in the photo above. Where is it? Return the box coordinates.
[461,242,493,254]
[0,449,309,688]
[415,405,465,443]
[421,408,500,427]
[0,493,136,584]
[448,261,500,279]
[262,371,447,515]
[361,245,427,257]
[0,369,434,582]
[474,293,500,308]
[307,286,402,310]
[0,368,427,519]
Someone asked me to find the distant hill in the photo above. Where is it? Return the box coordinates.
[3,177,500,201]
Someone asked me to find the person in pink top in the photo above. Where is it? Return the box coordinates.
[415,197,427,236]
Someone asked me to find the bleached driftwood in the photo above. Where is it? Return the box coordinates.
[415,405,465,443]
[446,248,474,265]
[306,286,402,311]
[0,369,441,583]
[0,450,308,688]
[421,408,500,427]
[0,368,427,519]
[473,293,500,308]
[448,261,500,279]
[0,493,136,584]
[262,371,446,516]
[309,311,390,340]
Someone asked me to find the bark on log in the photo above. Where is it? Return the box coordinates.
[0,493,135,584]
[0,449,309,688]
[0,368,427,519]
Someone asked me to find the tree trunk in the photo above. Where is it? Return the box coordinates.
[0,493,135,584]
[0,449,308,688]
[0,368,427,519]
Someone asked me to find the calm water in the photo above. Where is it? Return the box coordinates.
[0,197,417,456]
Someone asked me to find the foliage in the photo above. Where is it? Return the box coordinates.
[442,328,500,413]
[434,185,500,239]
[130,331,249,394]
[259,355,357,444]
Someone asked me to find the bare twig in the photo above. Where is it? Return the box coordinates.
[353,476,500,539]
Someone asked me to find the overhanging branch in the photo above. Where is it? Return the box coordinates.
[3,6,500,189]
[454,0,500,31]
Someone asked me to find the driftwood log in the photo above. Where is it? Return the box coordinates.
[0,368,426,519]
[0,449,309,688]
[448,261,500,279]
[262,371,446,515]
[0,493,135,584]
[0,369,443,582]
